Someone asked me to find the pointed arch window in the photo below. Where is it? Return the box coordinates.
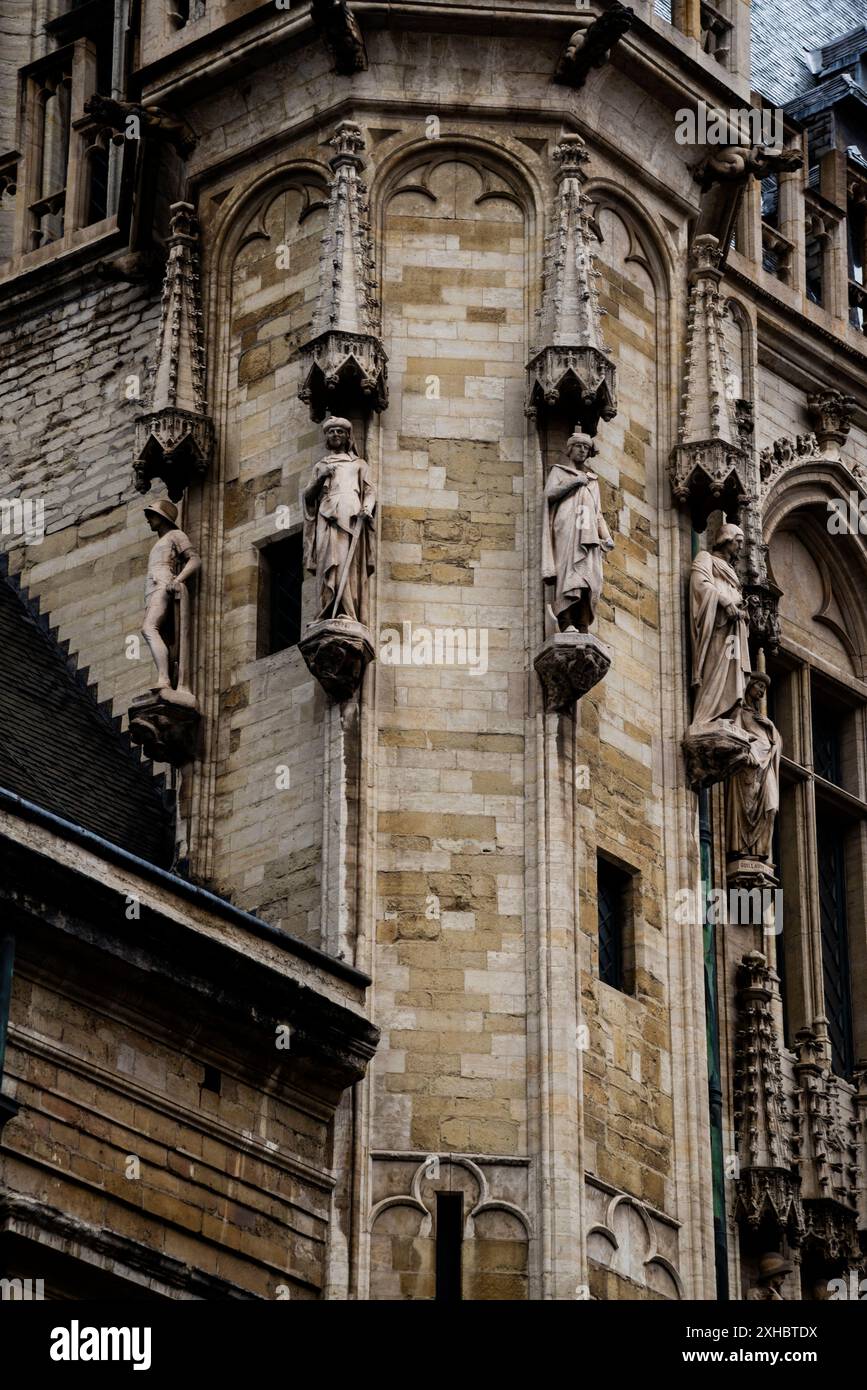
[766,522,867,1081]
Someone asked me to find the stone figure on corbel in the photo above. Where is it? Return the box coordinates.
[683,521,756,787]
[128,497,201,765]
[298,417,376,702]
[534,430,614,712]
[725,671,782,886]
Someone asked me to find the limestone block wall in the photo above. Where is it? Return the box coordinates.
[0,280,164,727]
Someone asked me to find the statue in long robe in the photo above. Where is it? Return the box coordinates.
[302,416,376,626]
[542,430,614,632]
[689,522,751,729]
[726,673,782,861]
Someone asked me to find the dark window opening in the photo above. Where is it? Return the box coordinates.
[597,855,635,994]
[811,695,842,786]
[201,1063,221,1095]
[435,1192,463,1301]
[817,819,854,1078]
[258,533,303,658]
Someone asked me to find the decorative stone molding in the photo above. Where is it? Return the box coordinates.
[311,0,368,76]
[298,121,387,421]
[134,203,214,502]
[758,431,823,499]
[792,1027,861,1209]
[368,1154,532,1238]
[554,5,635,90]
[534,631,610,713]
[732,952,803,1243]
[670,235,750,524]
[526,134,617,432]
[585,1179,684,1299]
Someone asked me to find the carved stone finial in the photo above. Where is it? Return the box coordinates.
[554,4,635,89]
[298,122,387,421]
[806,388,856,458]
[133,202,215,503]
[732,952,803,1247]
[670,235,749,525]
[526,136,616,431]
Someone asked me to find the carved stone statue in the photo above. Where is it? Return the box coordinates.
[542,430,614,633]
[303,417,376,625]
[129,497,201,764]
[534,430,614,712]
[684,521,754,786]
[689,522,751,728]
[726,673,782,864]
[747,1252,792,1301]
[299,417,377,701]
[141,498,200,698]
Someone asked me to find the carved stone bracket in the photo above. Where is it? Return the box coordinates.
[134,202,214,501]
[801,1199,861,1268]
[82,94,197,156]
[682,721,752,790]
[734,1168,804,1245]
[807,388,856,458]
[298,121,387,422]
[534,631,610,713]
[299,618,374,702]
[128,690,200,766]
[554,4,635,89]
[526,134,616,432]
[311,0,368,75]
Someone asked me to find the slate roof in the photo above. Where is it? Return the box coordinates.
[0,554,174,868]
[752,0,867,107]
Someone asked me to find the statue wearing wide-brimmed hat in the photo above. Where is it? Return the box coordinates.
[141,496,201,701]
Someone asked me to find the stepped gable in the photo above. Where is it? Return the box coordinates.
[0,553,174,868]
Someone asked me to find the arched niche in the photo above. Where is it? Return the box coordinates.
[190,166,331,933]
[765,468,867,680]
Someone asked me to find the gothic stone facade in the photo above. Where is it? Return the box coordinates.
[0,0,866,1301]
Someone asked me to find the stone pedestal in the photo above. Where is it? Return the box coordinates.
[128,689,200,766]
[534,631,610,713]
[683,721,752,790]
[299,618,374,702]
[727,857,778,891]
